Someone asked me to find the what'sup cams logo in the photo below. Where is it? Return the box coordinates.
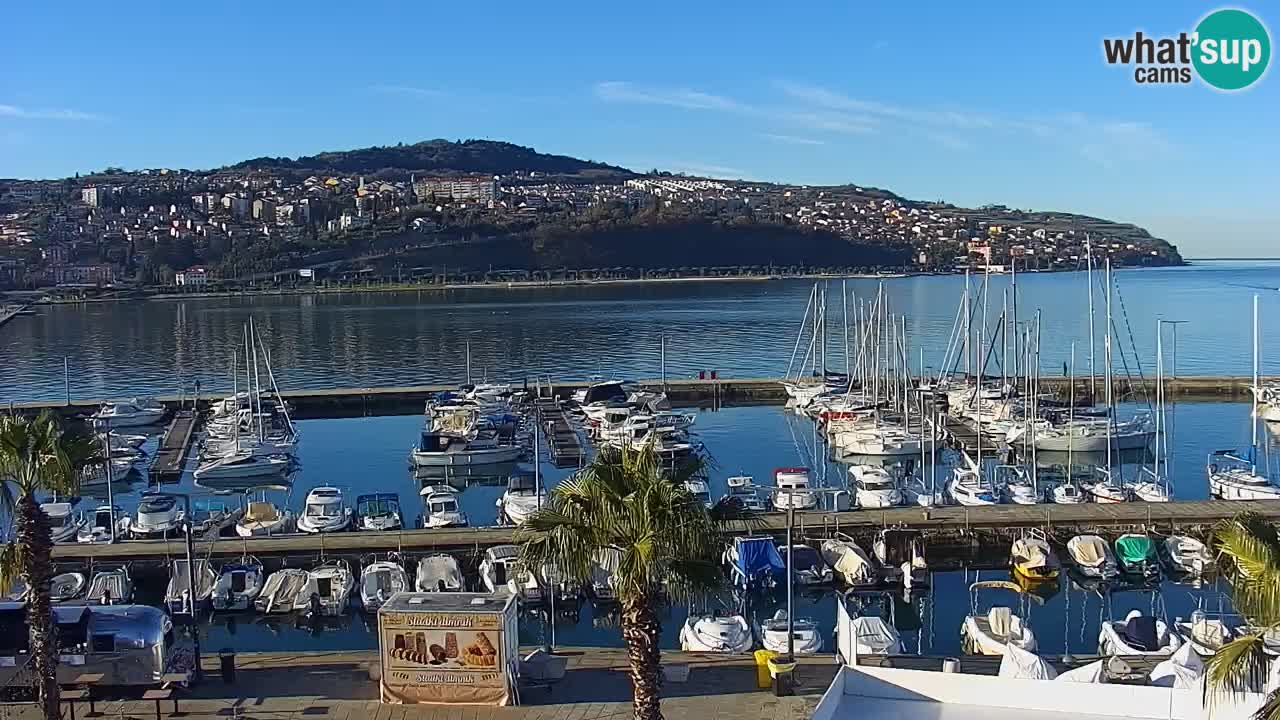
[1103,8,1270,90]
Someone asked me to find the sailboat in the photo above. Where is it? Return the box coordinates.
[1132,321,1173,502]
[1208,295,1280,500]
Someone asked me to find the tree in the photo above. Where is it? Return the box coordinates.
[0,412,96,719]
[515,446,751,720]
[1206,512,1280,719]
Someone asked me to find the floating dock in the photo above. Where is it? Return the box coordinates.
[50,498,1274,564]
[535,397,588,467]
[148,410,199,482]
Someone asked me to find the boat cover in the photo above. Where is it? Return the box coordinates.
[1068,536,1106,566]
[1058,659,1107,683]
[847,617,901,655]
[1149,643,1205,689]
[823,541,874,584]
[245,502,279,523]
[1012,538,1053,570]
[734,538,784,582]
[998,642,1057,680]
[1123,614,1161,652]
[1115,535,1154,565]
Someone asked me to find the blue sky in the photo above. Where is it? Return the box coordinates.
[2,1,1276,256]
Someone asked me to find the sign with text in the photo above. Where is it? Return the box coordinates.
[378,610,509,705]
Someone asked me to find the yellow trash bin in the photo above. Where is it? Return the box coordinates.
[753,650,778,688]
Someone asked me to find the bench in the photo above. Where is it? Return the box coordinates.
[141,688,176,720]
[61,688,90,720]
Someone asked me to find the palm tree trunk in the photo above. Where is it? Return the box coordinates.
[16,493,59,719]
[621,596,663,720]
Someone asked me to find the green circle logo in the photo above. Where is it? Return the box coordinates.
[1193,8,1271,90]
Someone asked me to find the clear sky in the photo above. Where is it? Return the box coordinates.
[2,1,1276,256]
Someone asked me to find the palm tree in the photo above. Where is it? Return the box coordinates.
[0,412,96,720]
[516,446,751,720]
[1206,512,1280,719]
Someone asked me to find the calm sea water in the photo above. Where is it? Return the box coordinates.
[6,261,1280,404]
[79,399,1271,656]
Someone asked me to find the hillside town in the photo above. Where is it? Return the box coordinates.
[0,146,1183,293]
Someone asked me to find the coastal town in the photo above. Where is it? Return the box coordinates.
[0,141,1182,295]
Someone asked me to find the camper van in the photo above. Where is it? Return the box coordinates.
[0,602,173,687]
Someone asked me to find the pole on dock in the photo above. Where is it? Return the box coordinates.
[64,357,71,407]
[180,494,202,683]
[103,421,116,543]
[660,334,666,390]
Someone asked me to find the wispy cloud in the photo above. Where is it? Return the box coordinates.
[593,81,744,112]
[760,133,825,146]
[0,104,102,121]
[370,84,447,98]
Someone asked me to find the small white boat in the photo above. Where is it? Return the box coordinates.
[41,502,84,543]
[1052,482,1087,504]
[235,501,295,537]
[772,467,818,510]
[50,572,87,602]
[1085,469,1132,503]
[1098,609,1182,656]
[360,559,410,611]
[296,487,353,534]
[415,554,464,592]
[165,559,217,613]
[1065,535,1120,579]
[759,610,822,655]
[355,493,403,531]
[683,479,713,508]
[1162,535,1213,576]
[212,558,264,611]
[726,475,768,511]
[589,547,622,601]
[194,452,291,482]
[996,466,1040,505]
[849,465,901,509]
[255,568,309,614]
[679,613,753,653]
[1207,450,1280,500]
[294,561,355,617]
[821,536,878,588]
[960,580,1038,656]
[1131,468,1172,502]
[948,467,1000,506]
[128,493,185,538]
[421,488,468,528]
[496,470,545,525]
[480,545,538,600]
[410,431,523,467]
[93,398,166,427]
[85,566,132,604]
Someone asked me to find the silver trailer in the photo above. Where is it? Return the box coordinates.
[0,602,173,687]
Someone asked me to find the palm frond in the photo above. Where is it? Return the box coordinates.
[1249,688,1280,720]
[0,542,23,594]
[1206,631,1270,709]
[1213,516,1280,625]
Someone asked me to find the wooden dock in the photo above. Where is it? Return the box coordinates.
[148,410,198,482]
[48,498,1280,564]
[536,397,588,468]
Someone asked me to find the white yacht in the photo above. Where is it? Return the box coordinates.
[420,487,468,528]
[1098,609,1182,656]
[409,431,522,467]
[947,467,999,506]
[1006,413,1155,452]
[679,614,753,653]
[1052,482,1087,504]
[193,452,290,483]
[683,478,713,508]
[77,504,128,543]
[127,494,185,538]
[212,558,264,611]
[480,545,538,600]
[820,536,878,588]
[355,493,403,531]
[1162,535,1213,576]
[359,559,409,611]
[296,487,353,533]
[496,470,545,525]
[41,502,83,543]
[93,398,166,427]
[835,425,936,457]
[1208,450,1280,500]
[849,465,901,508]
[1084,468,1132,503]
[235,501,295,537]
[758,610,822,655]
[960,581,1038,656]
[1065,535,1120,579]
[1131,468,1172,502]
[415,554,464,592]
[294,561,355,617]
[725,475,768,511]
[772,467,818,510]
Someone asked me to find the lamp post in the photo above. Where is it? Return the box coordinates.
[171,493,202,683]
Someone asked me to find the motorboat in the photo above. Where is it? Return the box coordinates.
[108,431,148,449]
[1084,469,1131,503]
[835,425,935,457]
[193,452,291,483]
[726,475,768,511]
[93,398,166,427]
[1011,532,1060,583]
[1131,468,1172,502]
[235,501,294,537]
[960,580,1039,656]
[679,613,753,653]
[573,379,629,407]
[496,469,545,525]
[420,488,468,528]
[165,559,217,614]
[1098,609,1182,656]
[873,528,927,588]
[758,610,822,655]
[211,558,264,611]
[821,536,878,588]
[127,493,185,538]
[409,431,522,467]
[41,502,83,543]
[947,467,999,506]
[1161,535,1213,576]
[1007,413,1155,452]
[85,566,132,604]
[255,568,309,613]
[415,554,464,592]
[1207,450,1280,500]
[772,467,818,510]
[849,465,902,509]
[589,547,622,601]
[294,560,355,617]
[1114,533,1160,579]
[724,536,784,591]
[360,559,410,611]
[296,487,353,533]
[683,478,713,508]
[835,592,903,659]
[50,572,87,602]
[480,545,539,600]
[780,543,833,586]
[1065,535,1120,580]
[355,493,403,531]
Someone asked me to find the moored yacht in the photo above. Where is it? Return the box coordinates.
[193,452,291,484]
[355,493,403,532]
[1207,449,1280,500]
[679,613,753,653]
[93,398,167,427]
[772,467,818,510]
[212,558,264,611]
[410,430,522,467]
[496,469,545,525]
[415,554,464,592]
[947,467,999,506]
[235,501,295,537]
[849,465,901,509]
[296,487,353,533]
[41,502,83,544]
[359,558,409,611]
[127,493,185,538]
[420,487,468,528]
[294,560,355,617]
[77,505,128,544]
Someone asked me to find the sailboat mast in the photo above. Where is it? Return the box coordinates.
[843,280,850,375]
[251,318,264,442]
[963,270,971,380]
[1104,259,1114,471]
[821,282,828,378]
[232,346,239,453]
[1155,320,1163,479]
[1011,258,1018,381]
[1087,236,1097,403]
[1253,294,1260,469]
